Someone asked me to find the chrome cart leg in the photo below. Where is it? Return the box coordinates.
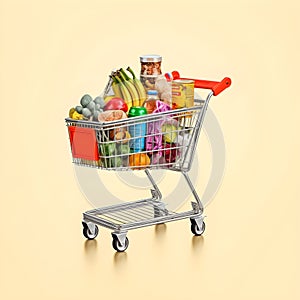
[153,201,168,218]
[182,171,204,214]
[144,169,162,200]
[144,169,167,221]
[111,231,129,252]
[181,171,206,236]
[82,221,99,240]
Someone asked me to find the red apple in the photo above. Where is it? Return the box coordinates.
[103,97,128,113]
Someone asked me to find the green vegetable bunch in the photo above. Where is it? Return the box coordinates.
[99,142,131,168]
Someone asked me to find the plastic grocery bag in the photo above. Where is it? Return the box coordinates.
[145,101,179,165]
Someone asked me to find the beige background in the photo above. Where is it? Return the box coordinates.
[0,0,299,299]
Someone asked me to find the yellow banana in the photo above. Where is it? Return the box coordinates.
[114,75,133,111]
[119,69,140,107]
[111,80,123,98]
[127,66,147,106]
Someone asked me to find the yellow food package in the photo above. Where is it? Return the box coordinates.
[69,107,75,118]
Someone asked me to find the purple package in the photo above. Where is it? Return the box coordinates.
[145,101,171,159]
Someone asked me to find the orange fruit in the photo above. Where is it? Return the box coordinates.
[129,153,150,169]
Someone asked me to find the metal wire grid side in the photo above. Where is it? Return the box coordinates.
[65,100,205,172]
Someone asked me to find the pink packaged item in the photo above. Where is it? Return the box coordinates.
[145,101,171,157]
[146,101,179,165]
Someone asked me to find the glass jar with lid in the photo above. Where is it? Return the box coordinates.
[140,55,162,91]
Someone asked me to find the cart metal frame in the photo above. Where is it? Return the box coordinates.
[66,75,231,251]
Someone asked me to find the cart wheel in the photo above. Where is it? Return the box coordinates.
[112,237,129,252]
[190,220,205,236]
[82,224,99,240]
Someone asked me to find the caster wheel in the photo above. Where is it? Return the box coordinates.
[191,220,205,236]
[112,237,129,252]
[83,223,99,240]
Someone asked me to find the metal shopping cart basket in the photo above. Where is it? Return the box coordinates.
[65,73,231,252]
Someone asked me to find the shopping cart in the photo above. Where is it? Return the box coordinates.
[65,73,231,252]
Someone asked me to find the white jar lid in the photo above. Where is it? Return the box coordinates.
[140,55,162,63]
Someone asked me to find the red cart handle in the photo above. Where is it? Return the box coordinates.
[167,71,231,96]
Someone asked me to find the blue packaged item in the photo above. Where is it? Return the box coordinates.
[128,107,147,152]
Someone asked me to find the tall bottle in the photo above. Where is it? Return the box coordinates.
[143,90,159,114]
[128,107,148,153]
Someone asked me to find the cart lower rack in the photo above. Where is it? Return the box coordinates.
[65,75,231,252]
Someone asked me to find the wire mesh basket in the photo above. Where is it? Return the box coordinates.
[66,100,205,172]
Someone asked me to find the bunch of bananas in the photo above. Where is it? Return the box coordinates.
[110,67,147,110]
